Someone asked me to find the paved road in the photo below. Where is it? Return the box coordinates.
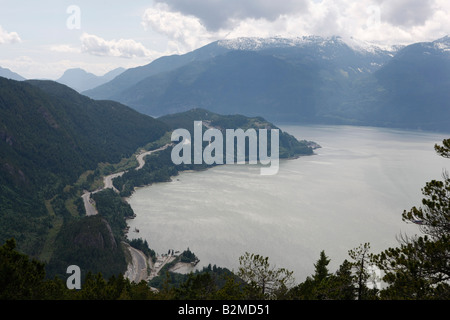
[124,243,149,283]
[103,172,125,193]
[80,144,172,282]
[81,191,98,216]
[81,144,171,217]
[135,145,170,170]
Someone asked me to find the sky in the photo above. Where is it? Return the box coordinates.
[0,0,449,80]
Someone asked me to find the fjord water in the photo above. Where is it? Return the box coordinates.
[126,125,449,282]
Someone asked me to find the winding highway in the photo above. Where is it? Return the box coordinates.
[81,144,171,216]
[79,144,171,282]
[123,243,150,283]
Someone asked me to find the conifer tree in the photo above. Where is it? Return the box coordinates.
[373,139,450,299]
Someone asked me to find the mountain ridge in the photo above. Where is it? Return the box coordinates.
[0,77,169,256]
[56,67,125,92]
[0,66,26,81]
[216,35,403,55]
[84,35,400,102]
[83,35,450,132]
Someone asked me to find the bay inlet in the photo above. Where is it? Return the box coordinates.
[126,125,449,282]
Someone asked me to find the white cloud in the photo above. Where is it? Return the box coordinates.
[0,25,21,44]
[142,3,217,53]
[50,44,80,54]
[80,33,154,58]
[379,0,436,27]
[153,0,309,31]
[143,0,450,53]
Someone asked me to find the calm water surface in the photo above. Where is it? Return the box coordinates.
[126,125,449,282]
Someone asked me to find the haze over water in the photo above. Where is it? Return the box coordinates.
[127,125,449,282]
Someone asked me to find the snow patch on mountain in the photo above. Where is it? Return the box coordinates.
[432,35,450,52]
[217,35,401,55]
[341,36,402,55]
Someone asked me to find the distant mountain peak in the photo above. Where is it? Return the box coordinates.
[0,66,26,81]
[56,67,125,92]
[61,67,89,75]
[432,35,450,52]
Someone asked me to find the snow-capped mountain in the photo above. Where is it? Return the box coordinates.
[86,35,401,101]
[216,35,399,76]
[217,36,323,51]
[83,35,450,131]
[217,35,401,56]
[390,35,450,59]
[430,35,450,53]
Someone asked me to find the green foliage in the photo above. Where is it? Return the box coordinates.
[435,139,450,159]
[330,260,357,300]
[313,250,331,283]
[159,108,316,160]
[0,77,169,256]
[2,73,449,300]
[45,215,127,281]
[0,161,52,255]
[91,189,134,241]
[113,147,208,197]
[157,265,243,300]
[289,252,357,300]
[129,238,156,262]
[348,243,378,300]
[0,238,160,300]
[0,238,46,299]
[372,138,450,300]
[179,248,198,263]
[174,273,218,300]
[237,252,294,300]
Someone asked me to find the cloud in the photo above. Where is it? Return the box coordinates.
[80,33,153,58]
[153,0,309,31]
[379,0,436,27]
[142,3,215,52]
[0,25,21,44]
[144,0,450,50]
[50,44,80,54]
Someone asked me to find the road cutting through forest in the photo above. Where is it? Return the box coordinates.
[80,144,171,283]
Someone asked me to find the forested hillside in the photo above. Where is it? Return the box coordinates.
[0,77,169,256]
[1,77,315,282]
[159,108,317,159]
[84,36,450,132]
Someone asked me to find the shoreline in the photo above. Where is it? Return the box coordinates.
[90,140,319,281]
[122,151,319,278]
[122,147,320,201]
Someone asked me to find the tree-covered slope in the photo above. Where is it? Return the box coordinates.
[0,77,169,255]
[159,108,317,158]
[56,67,125,93]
